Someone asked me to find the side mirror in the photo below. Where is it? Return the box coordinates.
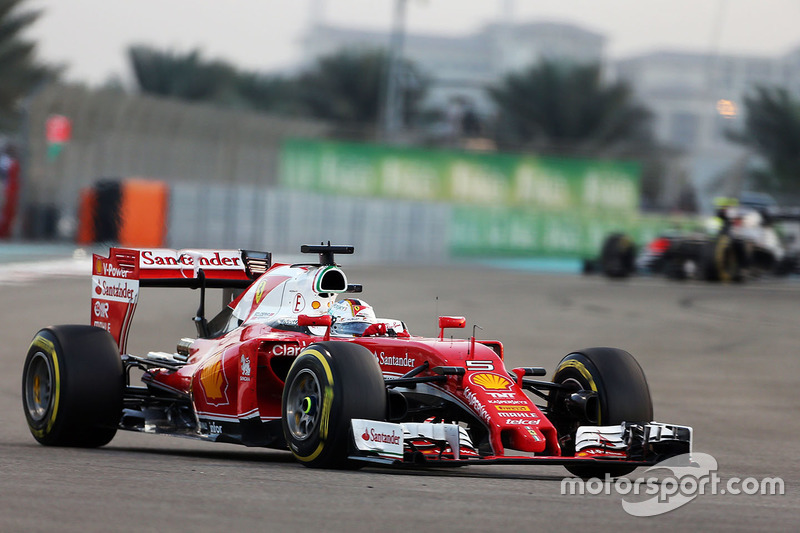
[298,314,332,327]
[438,315,466,340]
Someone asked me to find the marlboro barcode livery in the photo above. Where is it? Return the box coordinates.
[23,244,691,475]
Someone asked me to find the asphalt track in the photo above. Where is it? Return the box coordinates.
[1,260,798,531]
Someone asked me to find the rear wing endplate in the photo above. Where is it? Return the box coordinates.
[91,247,269,352]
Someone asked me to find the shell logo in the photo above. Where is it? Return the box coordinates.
[469,373,513,391]
[199,353,229,406]
[95,259,103,275]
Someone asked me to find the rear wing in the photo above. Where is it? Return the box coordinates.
[772,207,800,222]
[91,247,270,352]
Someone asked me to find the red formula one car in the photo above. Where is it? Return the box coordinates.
[22,244,691,477]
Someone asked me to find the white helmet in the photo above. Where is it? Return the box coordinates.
[329,298,377,336]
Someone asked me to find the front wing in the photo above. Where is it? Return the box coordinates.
[349,420,692,468]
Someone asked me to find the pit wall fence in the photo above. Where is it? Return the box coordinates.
[77,179,693,264]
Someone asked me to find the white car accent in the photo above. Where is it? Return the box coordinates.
[352,420,469,460]
[352,420,405,460]
[576,422,693,456]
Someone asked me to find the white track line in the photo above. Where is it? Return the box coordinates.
[0,257,92,285]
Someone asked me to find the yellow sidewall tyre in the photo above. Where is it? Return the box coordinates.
[21,326,123,447]
[549,348,652,478]
[281,341,386,468]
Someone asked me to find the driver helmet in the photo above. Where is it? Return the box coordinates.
[329,298,377,336]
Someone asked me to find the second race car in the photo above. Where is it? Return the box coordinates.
[590,200,800,281]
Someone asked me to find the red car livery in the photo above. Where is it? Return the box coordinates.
[23,244,691,476]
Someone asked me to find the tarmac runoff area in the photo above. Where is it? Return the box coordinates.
[0,248,797,531]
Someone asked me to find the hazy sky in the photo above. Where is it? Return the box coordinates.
[25,0,800,85]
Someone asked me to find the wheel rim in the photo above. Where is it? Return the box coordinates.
[716,237,736,281]
[25,352,53,422]
[285,369,321,441]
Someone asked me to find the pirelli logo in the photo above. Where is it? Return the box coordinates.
[495,405,531,412]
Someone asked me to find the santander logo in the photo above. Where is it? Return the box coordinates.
[361,427,401,445]
[140,250,241,269]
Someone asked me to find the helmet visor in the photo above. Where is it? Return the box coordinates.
[331,320,372,336]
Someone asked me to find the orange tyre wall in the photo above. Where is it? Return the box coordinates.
[76,188,97,244]
[118,179,169,247]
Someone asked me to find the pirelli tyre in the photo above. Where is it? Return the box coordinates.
[281,341,386,468]
[548,348,653,478]
[22,325,124,447]
[701,235,741,282]
[600,233,636,279]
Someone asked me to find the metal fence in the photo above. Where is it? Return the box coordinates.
[166,183,451,263]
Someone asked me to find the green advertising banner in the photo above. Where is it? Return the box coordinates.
[450,207,695,257]
[280,139,641,213]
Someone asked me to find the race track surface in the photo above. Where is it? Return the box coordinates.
[1,264,797,531]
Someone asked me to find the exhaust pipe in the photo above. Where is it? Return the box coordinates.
[565,390,599,424]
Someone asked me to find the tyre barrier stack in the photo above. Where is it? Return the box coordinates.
[77,178,169,247]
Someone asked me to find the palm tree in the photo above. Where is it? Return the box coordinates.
[234,72,301,115]
[0,0,53,129]
[128,45,239,105]
[732,86,800,196]
[489,61,652,154]
[296,49,427,131]
[129,45,311,115]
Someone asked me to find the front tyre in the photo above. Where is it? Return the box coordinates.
[22,326,124,447]
[282,342,386,468]
[600,233,636,279]
[548,347,653,478]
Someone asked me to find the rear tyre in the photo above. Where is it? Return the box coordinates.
[600,233,636,279]
[282,342,386,468]
[548,347,653,478]
[701,235,740,282]
[22,326,124,447]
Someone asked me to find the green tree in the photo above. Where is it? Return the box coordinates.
[127,45,429,130]
[128,45,239,104]
[296,49,427,130]
[0,0,54,129]
[129,45,301,114]
[733,86,800,196]
[489,61,652,154]
[234,71,301,115]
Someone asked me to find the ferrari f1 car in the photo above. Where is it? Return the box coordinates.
[22,244,691,477]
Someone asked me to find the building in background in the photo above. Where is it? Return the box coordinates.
[303,17,800,210]
[613,49,798,209]
[302,21,605,116]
